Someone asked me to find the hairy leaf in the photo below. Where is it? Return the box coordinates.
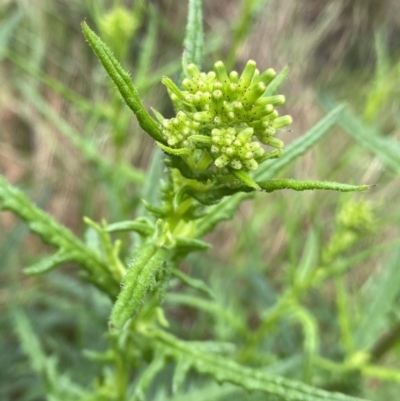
[82,22,164,142]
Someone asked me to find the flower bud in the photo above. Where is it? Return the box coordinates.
[233,102,246,119]
[260,136,284,149]
[211,90,224,113]
[214,61,230,86]
[215,154,230,168]
[236,127,254,143]
[255,95,285,107]
[230,159,242,170]
[182,78,197,93]
[254,68,276,86]
[247,104,274,120]
[194,111,214,122]
[207,71,216,81]
[238,60,257,94]
[241,82,267,108]
[272,115,293,129]
[226,83,238,102]
[229,71,239,83]
[187,63,201,79]
[243,159,258,170]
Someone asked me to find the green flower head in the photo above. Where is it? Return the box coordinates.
[161,60,292,172]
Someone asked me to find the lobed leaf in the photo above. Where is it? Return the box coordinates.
[0,175,119,297]
[149,329,368,401]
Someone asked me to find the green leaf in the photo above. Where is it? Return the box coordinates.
[176,184,253,206]
[172,358,192,394]
[150,329,368,401]
[171,268,215,298]
[183,0,204,69]
[258,179,371,193]
[175,237,211,252]
[157,141,191,156]
[354,248,400,350]
[24,250,75,275]
[166,294,247,336]
[134,354,166,401]
[0,175,119,297]
[320,95,400,175]
[110,243,170,329]
[13,309,86,400]
[0,10,22,62]
[164,155,214,182]
[82,22,164,143]
[105,218,154,236]
[229,169,261,190]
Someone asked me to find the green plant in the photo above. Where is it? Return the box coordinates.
[3,1,394,400]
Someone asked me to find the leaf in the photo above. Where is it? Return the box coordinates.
[0,175,119,297]
[171,268,215,298]
[150,329,368,401]
[183,0,204,69]
[229,169,261,190]
[110,243,170,329]
[164,155,214,182]
[176,184,254,206]
[24,250,75,275]
[0,10,22,62]
[12,309,86,400]
[172,358,192,394]
[354,248,400,350]
[258,179,371,193]
[166,294,247,336]
[105,218,154,236]
[134,354,166,401]
[174,237,211,252]
[320,95,400,175]
[157,141,191,156]
[82,22,164,143]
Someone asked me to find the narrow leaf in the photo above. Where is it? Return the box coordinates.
[105,219,154,236]
[321,95,400,175]
[258,179,371,193]
[82,22,164,142]
[229,169,261,190]
[151,329,368,401]
[184,0,204,68]
[171,268,215,298]
[24,250,74,275]
[354,248,400,349]
[110,244,169,329]
[0,175,119,297]
[157,141,191,156]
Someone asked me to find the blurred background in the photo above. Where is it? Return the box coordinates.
[0,0,399,400]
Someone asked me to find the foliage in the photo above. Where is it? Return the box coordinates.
[1,1,400,401]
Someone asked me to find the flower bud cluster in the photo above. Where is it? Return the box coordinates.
[162,111,201,149]
[211,127,264,171]
[161,60,292,171]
